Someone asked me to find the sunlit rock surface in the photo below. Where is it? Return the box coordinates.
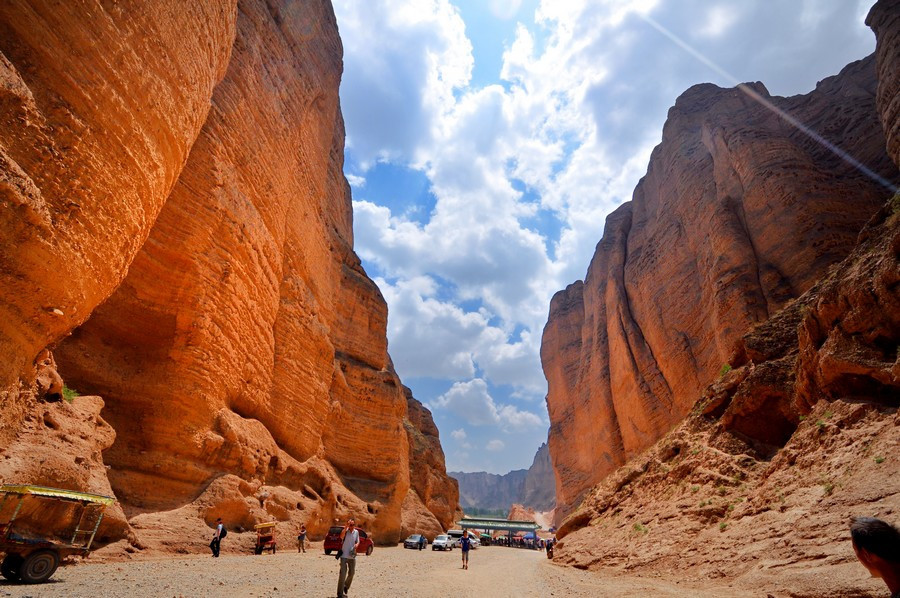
[0,0,236,448]
[0,0,457,550]
[542,54,899,522]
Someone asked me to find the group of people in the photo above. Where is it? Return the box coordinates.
[205,515,900,598]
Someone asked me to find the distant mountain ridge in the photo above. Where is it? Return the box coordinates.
[451,443,556,512]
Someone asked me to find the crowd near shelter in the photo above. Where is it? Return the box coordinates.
[458,517,541,542]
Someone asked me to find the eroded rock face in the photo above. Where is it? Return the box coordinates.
[868,0,900,166]
[403,386,461,539]
[551,8,900,593]
[1,0,457,549]
[542,55,899,521]
[552,198,900,597]
[0,2,236,446]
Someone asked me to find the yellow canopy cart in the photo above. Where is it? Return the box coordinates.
[0,484,115,583]
[254,521,277,554]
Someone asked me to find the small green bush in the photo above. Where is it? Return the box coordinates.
[719,522,728,532]
[874,456,885,464]
[632,523,648,534]
[62,385,79,403]
[690,485,700,493]
[718,363,732,378]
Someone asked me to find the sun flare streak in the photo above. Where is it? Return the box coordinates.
[640,13,898,194]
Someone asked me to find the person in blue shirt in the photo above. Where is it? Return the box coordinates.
[459,531,471,570]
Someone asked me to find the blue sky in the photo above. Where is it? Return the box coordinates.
[332,0,877,474]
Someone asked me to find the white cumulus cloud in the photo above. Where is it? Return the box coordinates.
[431,379,544,431]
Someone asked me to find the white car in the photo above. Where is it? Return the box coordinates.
[469,536,480,549]
[431,534,454,551]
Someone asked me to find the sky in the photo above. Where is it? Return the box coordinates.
[331,0,878,474]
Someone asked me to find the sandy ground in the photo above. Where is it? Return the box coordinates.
[0,543,754,598]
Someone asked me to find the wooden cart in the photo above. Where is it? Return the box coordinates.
[0,484,115,583]
[254,521,277,554]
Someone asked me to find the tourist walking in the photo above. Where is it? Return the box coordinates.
[210,517,226,557]
[336,518,360,598]
[298,523,307,553]
[460,530,471,570]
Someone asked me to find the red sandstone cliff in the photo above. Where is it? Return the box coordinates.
[0,0,457,550]
[546,2,900,594]
[0,1,236,449]
[542,53,899,522]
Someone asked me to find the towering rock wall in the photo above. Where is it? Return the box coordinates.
[0,0,457,548]
[542,54,899,521]
[0,0,236,447]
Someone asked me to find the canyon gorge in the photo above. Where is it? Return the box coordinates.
[0,0,458,552]
[0,0,897,595]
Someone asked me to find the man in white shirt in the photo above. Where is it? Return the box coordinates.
[336,518,360,598]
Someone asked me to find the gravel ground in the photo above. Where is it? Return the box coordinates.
[0,543,753,597]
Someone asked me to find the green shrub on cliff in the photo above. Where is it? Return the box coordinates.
[62,385,79,403]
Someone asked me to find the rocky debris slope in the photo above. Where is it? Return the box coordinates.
[554,198,899,596]
[0,0,457,551]
[542,52,899,522]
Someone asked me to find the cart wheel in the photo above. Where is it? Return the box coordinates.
[365,545,373,556]
[254,545,262,555]
[1,553,23,581]
[324,549,332,555]
[19,549,59,584]
[272,543,276,554]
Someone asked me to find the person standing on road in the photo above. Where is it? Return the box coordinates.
[460,530,471,570]
[336,518,360,598]
[210,517,226,557]
[298,523,307,553]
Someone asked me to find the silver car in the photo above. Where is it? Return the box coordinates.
[431,534,454,551]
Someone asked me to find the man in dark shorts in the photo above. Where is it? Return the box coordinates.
[851,517,900,597]
[298,523,307,553]
[459,530,471,570]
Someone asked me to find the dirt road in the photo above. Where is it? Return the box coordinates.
[0,544,754,597]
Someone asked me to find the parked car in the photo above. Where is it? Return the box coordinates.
[323,526,374,556]
[431,534,454,551]
[469,535,480,549]
[447,529,464,548]
[403,534,427,550]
